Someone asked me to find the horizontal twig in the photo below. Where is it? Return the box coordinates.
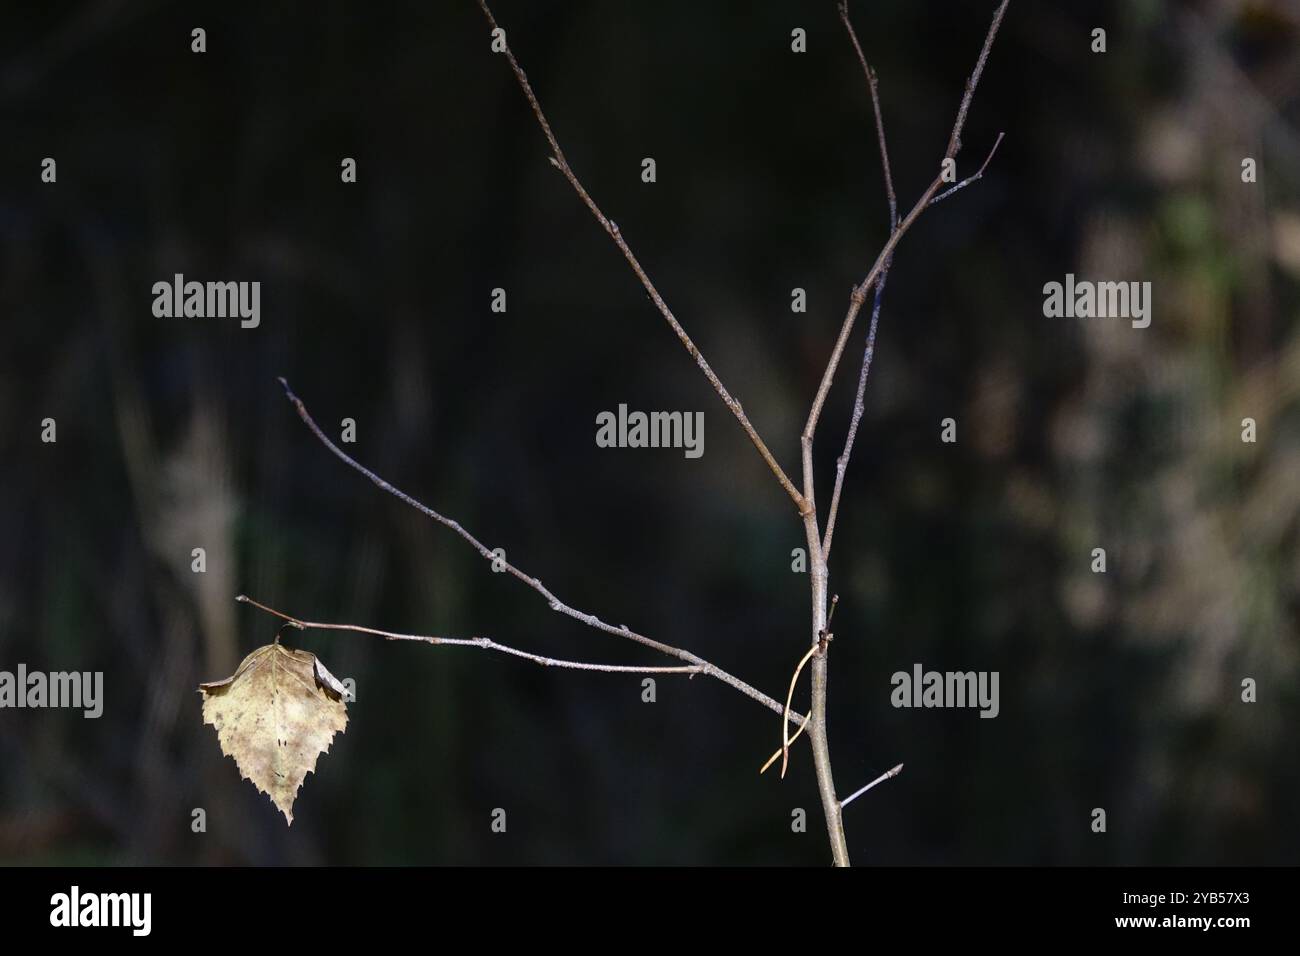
[236,595,701,675]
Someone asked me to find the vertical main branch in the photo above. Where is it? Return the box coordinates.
[803,0,1011,866]
[802,509,849,865]
[801,354,848,863]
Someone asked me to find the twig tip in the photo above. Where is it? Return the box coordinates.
[276,376,300,404]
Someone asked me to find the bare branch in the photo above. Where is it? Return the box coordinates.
[840,763,905,809]
[274,378,802,721]
[475,0,807,514]
[236,595,701,675]
[801,0,1010,483]
[929,130,1006,207]
[943,0,1009,161]
[821,273,888,559]
[822,130,1003,560]
[822,1,904,560]
[838,1,897,225]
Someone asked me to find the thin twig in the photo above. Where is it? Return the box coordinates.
[274,378,803,722]
[929,130,1005,206]
[838,1,897,226]
[840,763,904,809]
[821,272,888,559]
[822,2,902,560]
[236,595,700,674]
[475,0,807,514]
[821,130,1003,560]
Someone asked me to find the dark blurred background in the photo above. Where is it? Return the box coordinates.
[1,0,1297,865]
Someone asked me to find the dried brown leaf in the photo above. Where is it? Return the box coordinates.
[199,642,348,825]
